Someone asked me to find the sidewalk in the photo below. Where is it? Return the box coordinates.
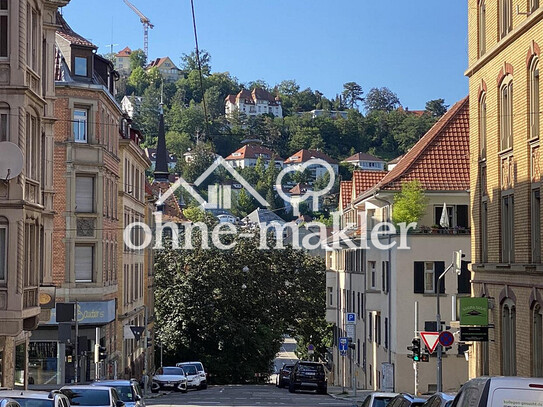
[327,385,373,405]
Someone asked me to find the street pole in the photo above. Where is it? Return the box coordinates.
[95,327,100,380]
[414,301,419,395]
[436,264,452,393]
[75,300,79,383]
[353,327,356,397]
[143,305,149,395]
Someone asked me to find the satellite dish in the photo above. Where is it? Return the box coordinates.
[0,141,24,180]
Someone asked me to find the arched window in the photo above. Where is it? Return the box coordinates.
[530,58,540,140]
[500,78,513,150]
[500,0,513,38]
[479,0,486,56]
[533,303,543,376]
[502,298,516,375]
[479,92,487,158]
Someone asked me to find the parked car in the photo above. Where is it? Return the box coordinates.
[91,380,144,407]
[151,366,188,393]
[171,364,203,390]
[176,362,207,389]
[359,392,398,407]
[61,385,124,407]
[450,377,543,407]
[276,364,294,388]
[422,393,455,407]
[288,361,327,394]
[387,393,428,407]
[0,391,70,407]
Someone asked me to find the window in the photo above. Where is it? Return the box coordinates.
[0,0,7,58]
[0,108,7,142]
[368,261,376,289]
[74,57,87,76]
[533,304,543,377]
[375,313,381,345]
[434,205,469,228]
[500,0,513,38]
[479,1,486,56]
[532,188,541,263]
[327,287,333,306]
[501,194,514,263]
[0,224,5,281]
[530,59,540,140]
[457,261,471,294]
[424,262,435,293]
[500,81,513,150]
[73,109,88,143]
[481,200,488,262]
[368,313,373,342]
[532,0,540,12]
[75,176,94,213]
[384,317,388,349]
[479,93,487,158]
[75,245,93,282]
[25,113,39,181]
[502,299,516,375]
[381,261,389,293]
[26,6,38,71]
[414,261,445,294]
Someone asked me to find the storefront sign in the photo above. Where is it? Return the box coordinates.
[43,300,116,325]
[459,297,488,326]
[460,326,489,341]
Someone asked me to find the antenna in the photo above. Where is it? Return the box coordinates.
[0,141,24,182]
[104,43,118,55]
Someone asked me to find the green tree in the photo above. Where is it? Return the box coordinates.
[181,49,211,75]
[425,98,449,117]
[133,86,161,148]
[342,82,364,109]
[147,66,163,88]
[289,127,325,151]
[165,130,193,165]
[232,188,257,218]
[129,49,147,71]
[127,66,150,95]
[392,180,428,225]
[182,143,216,184]
[364,87,401,112]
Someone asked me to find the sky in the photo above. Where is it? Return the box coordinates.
[62,1,468,110]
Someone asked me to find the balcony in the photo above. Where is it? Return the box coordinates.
[23,287,38,309]
[413,226,471,235]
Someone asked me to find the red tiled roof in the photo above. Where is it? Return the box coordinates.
[116,46,131,57]
[225,94,236,104]
[150,181,186,222]
[289,183,310,195]
[225,87,280,106]
[147,57,179,70]
[352,170,388,197]
[284,149,339,165]
[388,154,404,164]
[358,96,470,200]
[340,181,353,210]
[343,152,384,163]
[225,144,282,161]
[55,12,96,49]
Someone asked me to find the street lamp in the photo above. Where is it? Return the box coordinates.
[436,250,463,392]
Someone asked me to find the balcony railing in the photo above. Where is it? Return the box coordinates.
[414,226,471,235]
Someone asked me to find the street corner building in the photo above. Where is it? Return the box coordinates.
[326,97,471,393]
[467,0,543,378]
[0,0,71,389]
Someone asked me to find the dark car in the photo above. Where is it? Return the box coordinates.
[388,393,428,407]
[422,393,455,407]
[276,364,294,388]
[288,361,327,394]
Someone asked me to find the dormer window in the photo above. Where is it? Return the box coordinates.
[75,57,87,76]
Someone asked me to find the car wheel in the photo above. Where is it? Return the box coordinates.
[200,382,207,390]
[288,383,296,393]
[317,385,327,395]
[151,388,158,394]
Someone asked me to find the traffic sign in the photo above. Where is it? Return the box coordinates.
[346,324,355,339]
[308,344,314,355]
[438,331,454,347]
[340,349,347,356]
[346,313,356,324]
[420,331,440,354]
[339,337,349,353]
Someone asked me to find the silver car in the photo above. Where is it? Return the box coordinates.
[61,385,125,407]
[91,380,144,407]
[0,390,70,407]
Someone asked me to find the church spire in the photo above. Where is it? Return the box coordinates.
[153,91,169,182]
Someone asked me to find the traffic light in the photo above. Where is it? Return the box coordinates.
[94,344,107,363]
[420,353,430,362]
[407,338,421,361]
[348,342,356,350]
[146,338,152,348]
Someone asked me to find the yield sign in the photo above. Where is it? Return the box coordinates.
[420,331,440,353]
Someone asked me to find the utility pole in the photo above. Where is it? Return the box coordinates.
[75,300,79,383]
[143,305,149,395]
[414,301,419,395]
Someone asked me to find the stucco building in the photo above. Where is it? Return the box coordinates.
[225,88,282,118]
[0,0,69,389]
[467,0,543,378]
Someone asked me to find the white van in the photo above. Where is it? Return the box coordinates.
[451,377,543,407]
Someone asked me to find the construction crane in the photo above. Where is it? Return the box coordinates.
[122,0,154,58]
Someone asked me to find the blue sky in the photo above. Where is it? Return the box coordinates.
[62,1,468,110]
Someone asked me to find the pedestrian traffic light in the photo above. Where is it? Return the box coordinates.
[348,342,356,350]
[94,344,107,363]
[420,353,430,362]
[407,338,421,361]
[146,338,152,348]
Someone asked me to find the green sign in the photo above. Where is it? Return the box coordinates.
[459,297,488,326]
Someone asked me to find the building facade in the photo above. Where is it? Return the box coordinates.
[467,0,543,378]
[115,46,132,76]
[146,57,181,83]
[225,88,282,118]
[225,144,283,169]
[0,0,69,389]
[327,98,471,393]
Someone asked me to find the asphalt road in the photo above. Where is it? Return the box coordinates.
[146,385,354,407]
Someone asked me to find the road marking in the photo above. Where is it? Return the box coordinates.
[219,388,225,393]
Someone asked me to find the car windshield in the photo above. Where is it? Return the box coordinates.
[12,399,53,407]
[66,389,110,406]
[181,365,197,375]
[192,362,204,372]
[163,367,184,376]
[298,364,323,372]
[374,397,394,407]
[112,386,134,402]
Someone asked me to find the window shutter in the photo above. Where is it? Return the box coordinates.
[457,260,471,294]
[414,262,424,293]
[75,246,93,282]
[435,261,445,293]
[76,176,94,213]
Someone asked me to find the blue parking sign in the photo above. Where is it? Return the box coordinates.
[339,337,349,352]
[346,312,356,324]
